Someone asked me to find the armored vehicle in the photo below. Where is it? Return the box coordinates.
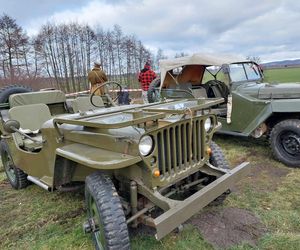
[148,53,300,167]
[0,83,249,249]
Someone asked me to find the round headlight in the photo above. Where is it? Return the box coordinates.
[139,135,153,156]
[204,117,212,132]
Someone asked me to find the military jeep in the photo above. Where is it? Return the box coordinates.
[0,83,249,249]
[148,53,300,167]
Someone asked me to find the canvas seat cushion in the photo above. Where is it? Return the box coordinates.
[8,103,52,131]
[72,96,105,113]
[9,90,66,107]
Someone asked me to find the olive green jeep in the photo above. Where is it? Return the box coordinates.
[148,53,300,167]
[0,84,249,249]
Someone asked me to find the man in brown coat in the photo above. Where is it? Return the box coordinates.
[88,62,108,95]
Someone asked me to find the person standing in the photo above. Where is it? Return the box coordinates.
[138,62,156,104]
[88,62,108,95]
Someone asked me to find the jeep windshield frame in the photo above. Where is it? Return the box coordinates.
[228,62,263,83]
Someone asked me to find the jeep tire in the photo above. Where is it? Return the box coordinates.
[147,78,161,103]
[210,141,230,171]
[209,141,230,205]
[270,119,300,167]
[85,172,130,250]
[0,140,29,189]
[0,85,32,103]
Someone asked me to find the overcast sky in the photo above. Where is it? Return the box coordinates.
[1,0,299,62]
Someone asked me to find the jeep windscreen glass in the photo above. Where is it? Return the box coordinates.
[204,66,228,83]
[203,66,218,82]
[166,67,184,84]
[244,63,261,81]
[228,64,247,82]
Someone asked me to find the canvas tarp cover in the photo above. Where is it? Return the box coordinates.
[9,90,66,107]
[159,53,242,88]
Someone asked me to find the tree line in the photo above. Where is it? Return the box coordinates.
[0,14,165,92]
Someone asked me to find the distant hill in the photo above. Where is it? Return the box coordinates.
[262,59,300,68]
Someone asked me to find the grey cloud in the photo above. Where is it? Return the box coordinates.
[0,0,299,62]
[0,0,87,26]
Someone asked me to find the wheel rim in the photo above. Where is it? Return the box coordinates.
[279,131,300,157]
[3,151,17,183]
[87,193,106,250]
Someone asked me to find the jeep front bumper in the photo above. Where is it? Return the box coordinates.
[147,162,250,240]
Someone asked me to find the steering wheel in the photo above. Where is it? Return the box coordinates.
[90,81,123,107]
[180,89,195,98]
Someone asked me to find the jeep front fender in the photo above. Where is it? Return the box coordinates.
[56,143,141,170]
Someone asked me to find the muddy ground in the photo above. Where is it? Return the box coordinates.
[188,158,290,249]
[190,207,267,249]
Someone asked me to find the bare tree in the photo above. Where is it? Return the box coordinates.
[246,55,261,64]
[0,14,29,83]
[0,16,153,92]
[155,48,167,71]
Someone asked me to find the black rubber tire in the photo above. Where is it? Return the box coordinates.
[0,140,29,189]
[0,85,32,104]
[210,141,230,171]
[209,141,230,205]
[85,172,130,250]
[270,119,300,167]
[203,80,229,103]
[147,78,161,103]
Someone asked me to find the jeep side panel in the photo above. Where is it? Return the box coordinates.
[4,135,56,186]
[218,92,273,135]
[271,99,300,112]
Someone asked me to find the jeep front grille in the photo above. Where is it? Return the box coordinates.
[155,119,205,177]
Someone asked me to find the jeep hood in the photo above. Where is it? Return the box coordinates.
[258,83,300,99]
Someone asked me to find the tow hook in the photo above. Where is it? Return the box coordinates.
[83,218,98,234]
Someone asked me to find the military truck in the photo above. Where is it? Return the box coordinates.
[0,83,249,249]
[148,53,300,167]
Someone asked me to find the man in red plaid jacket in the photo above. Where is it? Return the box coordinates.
[138,62,157,103]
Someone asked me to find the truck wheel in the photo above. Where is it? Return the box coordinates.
[209,141,230,205]
[0,140,29,189]
[85,172,130,250]
[147,78,161,103]
[270,119,300,167]
[0,85,32,103]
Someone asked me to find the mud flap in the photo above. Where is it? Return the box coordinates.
[154,162,250,240]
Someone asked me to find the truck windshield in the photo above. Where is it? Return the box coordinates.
[229,63,261,82]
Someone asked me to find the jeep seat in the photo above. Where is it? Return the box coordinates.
[8,103,51,151]
[72,96,105,113]
[9,90,67,115]
[192,87,207,98]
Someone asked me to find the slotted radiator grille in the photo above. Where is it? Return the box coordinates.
[154,119,205,177]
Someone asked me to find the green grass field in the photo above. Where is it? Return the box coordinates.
[264,67,300,83]
[1,137,300,250]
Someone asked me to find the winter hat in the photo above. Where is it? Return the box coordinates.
[94,62,101,68]
[144,62,151,69]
